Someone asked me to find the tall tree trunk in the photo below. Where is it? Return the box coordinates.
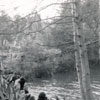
[71,1,86,99]
[78,22,93,100]
[72,0,93,100]
[99,32,100,59]
[0,37,3,85]
[99,0,100,60]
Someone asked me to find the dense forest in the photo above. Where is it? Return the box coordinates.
[0,0,99,79]
[0,0,100,100]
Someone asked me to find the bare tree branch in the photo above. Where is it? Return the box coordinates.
[0,15,73,35]
[36,41,74,47]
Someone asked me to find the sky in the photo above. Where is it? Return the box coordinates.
[0,0,65,19]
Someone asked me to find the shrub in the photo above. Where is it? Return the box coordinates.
[56,59,75,73]
[33,65,53,78]
[89,59,100,69]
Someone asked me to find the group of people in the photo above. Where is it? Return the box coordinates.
[7,72,49,100]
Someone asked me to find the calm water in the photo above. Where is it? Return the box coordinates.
[28,71,100,100]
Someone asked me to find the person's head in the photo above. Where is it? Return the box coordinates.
[39,92,46,98]
[20,76,26,83]
[38,92,48,100]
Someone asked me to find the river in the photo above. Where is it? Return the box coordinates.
[28,71,100,100]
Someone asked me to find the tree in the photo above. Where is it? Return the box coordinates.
[99,0,100,59]
[72,0,93,100]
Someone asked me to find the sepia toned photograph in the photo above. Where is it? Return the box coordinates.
[0,0,99,100]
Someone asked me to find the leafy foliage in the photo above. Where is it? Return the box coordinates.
[0,0,100,80]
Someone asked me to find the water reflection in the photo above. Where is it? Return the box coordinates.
[28,72,100,100]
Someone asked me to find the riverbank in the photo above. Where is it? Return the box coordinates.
[27,70,100,100]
